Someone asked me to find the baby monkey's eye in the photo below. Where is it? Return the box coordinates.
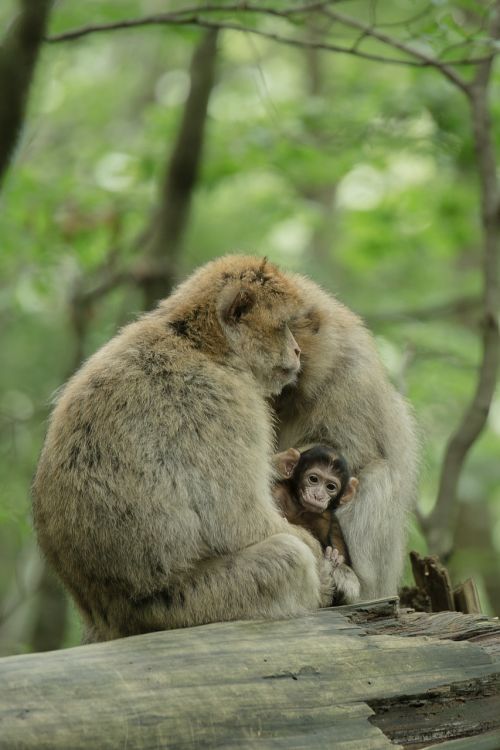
[308,474,319,484]
[327,483,338,494]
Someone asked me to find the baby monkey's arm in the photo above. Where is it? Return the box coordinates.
[327,476,359,564]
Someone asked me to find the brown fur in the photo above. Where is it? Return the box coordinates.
[33,256,335,641]
[272,484,350,561]
[274,275,419,602]
[271,447,355,565]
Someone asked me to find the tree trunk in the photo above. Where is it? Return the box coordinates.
[0,0,53,187]
[139,30,219,310]
[424,6,500,558]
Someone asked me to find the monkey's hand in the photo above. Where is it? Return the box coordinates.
[272,448,301,479]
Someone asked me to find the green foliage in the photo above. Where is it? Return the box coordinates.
[0,0,499,652]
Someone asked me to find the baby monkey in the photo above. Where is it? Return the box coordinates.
[272,445,359,568]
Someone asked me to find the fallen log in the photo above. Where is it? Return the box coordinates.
[0,598,499,749]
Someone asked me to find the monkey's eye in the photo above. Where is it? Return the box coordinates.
[327,483,338,494]
[308,474,319,484]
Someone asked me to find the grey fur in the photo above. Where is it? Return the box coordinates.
[32,257,335,640]
[275,274,420,602]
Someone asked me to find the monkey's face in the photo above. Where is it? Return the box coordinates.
[217,274,302,395]
[248,318,301,396]
[298,467,341,513]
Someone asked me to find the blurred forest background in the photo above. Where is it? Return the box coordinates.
[0,0,499,656]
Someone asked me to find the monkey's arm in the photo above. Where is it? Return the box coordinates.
[328,516,350,565]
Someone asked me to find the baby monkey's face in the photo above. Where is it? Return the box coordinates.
[299,466,341,513]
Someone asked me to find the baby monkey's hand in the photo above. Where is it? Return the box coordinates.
[324,546,345,567]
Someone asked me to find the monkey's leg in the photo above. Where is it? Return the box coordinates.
[114,533,333,634]
[309,516,359,605]
[330,560,361,604]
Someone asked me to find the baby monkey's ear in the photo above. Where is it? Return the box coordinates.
[217,283,256,327]
[340,477,359,505]
[272,448,301,479]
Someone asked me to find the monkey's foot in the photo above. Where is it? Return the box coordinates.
[331,562,361,604]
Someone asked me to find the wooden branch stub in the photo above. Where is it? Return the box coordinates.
[410,550,455,612]
[454,578,482,615]
[408,551,484,615]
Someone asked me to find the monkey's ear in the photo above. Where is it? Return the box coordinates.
[340,477,359,505]
[217,284,256,326]
[273,448,301,479]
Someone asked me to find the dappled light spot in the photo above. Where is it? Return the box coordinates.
[155,70,190,108]
[94,152,137,192]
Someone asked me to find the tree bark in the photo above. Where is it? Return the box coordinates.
[0,0,53,187]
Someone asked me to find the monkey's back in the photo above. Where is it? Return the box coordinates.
[32,315,275,620]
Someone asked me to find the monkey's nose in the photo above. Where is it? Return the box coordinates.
[294,346,301,359]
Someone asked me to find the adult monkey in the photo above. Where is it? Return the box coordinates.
[275,275,419,602]
[33,257,335,641]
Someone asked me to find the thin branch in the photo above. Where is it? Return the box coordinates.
[73,268,133,306]
[320,6,470,92]
[472,5,500,91]
[374,3,433,30]
[438,37,485,62]
[46,3,491,79]
[46,2,330,42]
